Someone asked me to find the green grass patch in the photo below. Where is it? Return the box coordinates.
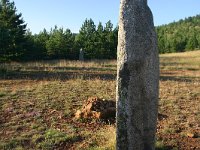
[37,129,73,149]
[0,92,6,97]
[0,137,30,150]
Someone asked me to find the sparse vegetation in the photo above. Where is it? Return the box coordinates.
[0,50,200,149]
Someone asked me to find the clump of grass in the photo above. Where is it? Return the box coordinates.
[0,140,18,150]
[37,129,71,149]
[162,127,176,134]
[155,140,166,150]
[0,137,29,150]
[0,92,6,97]
[83,126,116,150]
[32,134,45,145]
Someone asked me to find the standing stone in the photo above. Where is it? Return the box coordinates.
[79,48,84,61]
[116,0,159,150]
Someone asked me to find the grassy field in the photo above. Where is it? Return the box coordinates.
[0,50,200,150]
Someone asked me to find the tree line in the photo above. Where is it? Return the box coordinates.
[24,19,118,60]
[156,15,200,53]
[0,0,118,61]
[0,0,200,62]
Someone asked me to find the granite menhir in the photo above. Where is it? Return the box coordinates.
[116,0,159,149]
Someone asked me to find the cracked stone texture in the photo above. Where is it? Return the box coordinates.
[116,0,159,149]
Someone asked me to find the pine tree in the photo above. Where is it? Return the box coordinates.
[0,0,26,61]
[33,29,49,58]
[46,26,75,59]
[104,20,116,59]
[186,35,198,50]
[95,22,106,58]
[76,18,96,59]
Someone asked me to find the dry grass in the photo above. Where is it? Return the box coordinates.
[160,50,200,71]
[0,59,116,73]
[0,50,200,149]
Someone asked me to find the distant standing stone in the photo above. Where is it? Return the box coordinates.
[116,0,159,150]
[79,48,84,61]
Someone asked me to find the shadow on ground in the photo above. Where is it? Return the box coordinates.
[160,75,199,82]
[156,146,174,150]
[0,69,198,82]
[0,70,116,81]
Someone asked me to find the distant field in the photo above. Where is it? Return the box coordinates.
[0,50,200,149]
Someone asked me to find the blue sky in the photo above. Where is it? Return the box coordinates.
[13,0,200,34]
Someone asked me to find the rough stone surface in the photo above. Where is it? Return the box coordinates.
[79,48,84,61]
[116,0,159,149]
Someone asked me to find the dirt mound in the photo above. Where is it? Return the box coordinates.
[75,97,116,120]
